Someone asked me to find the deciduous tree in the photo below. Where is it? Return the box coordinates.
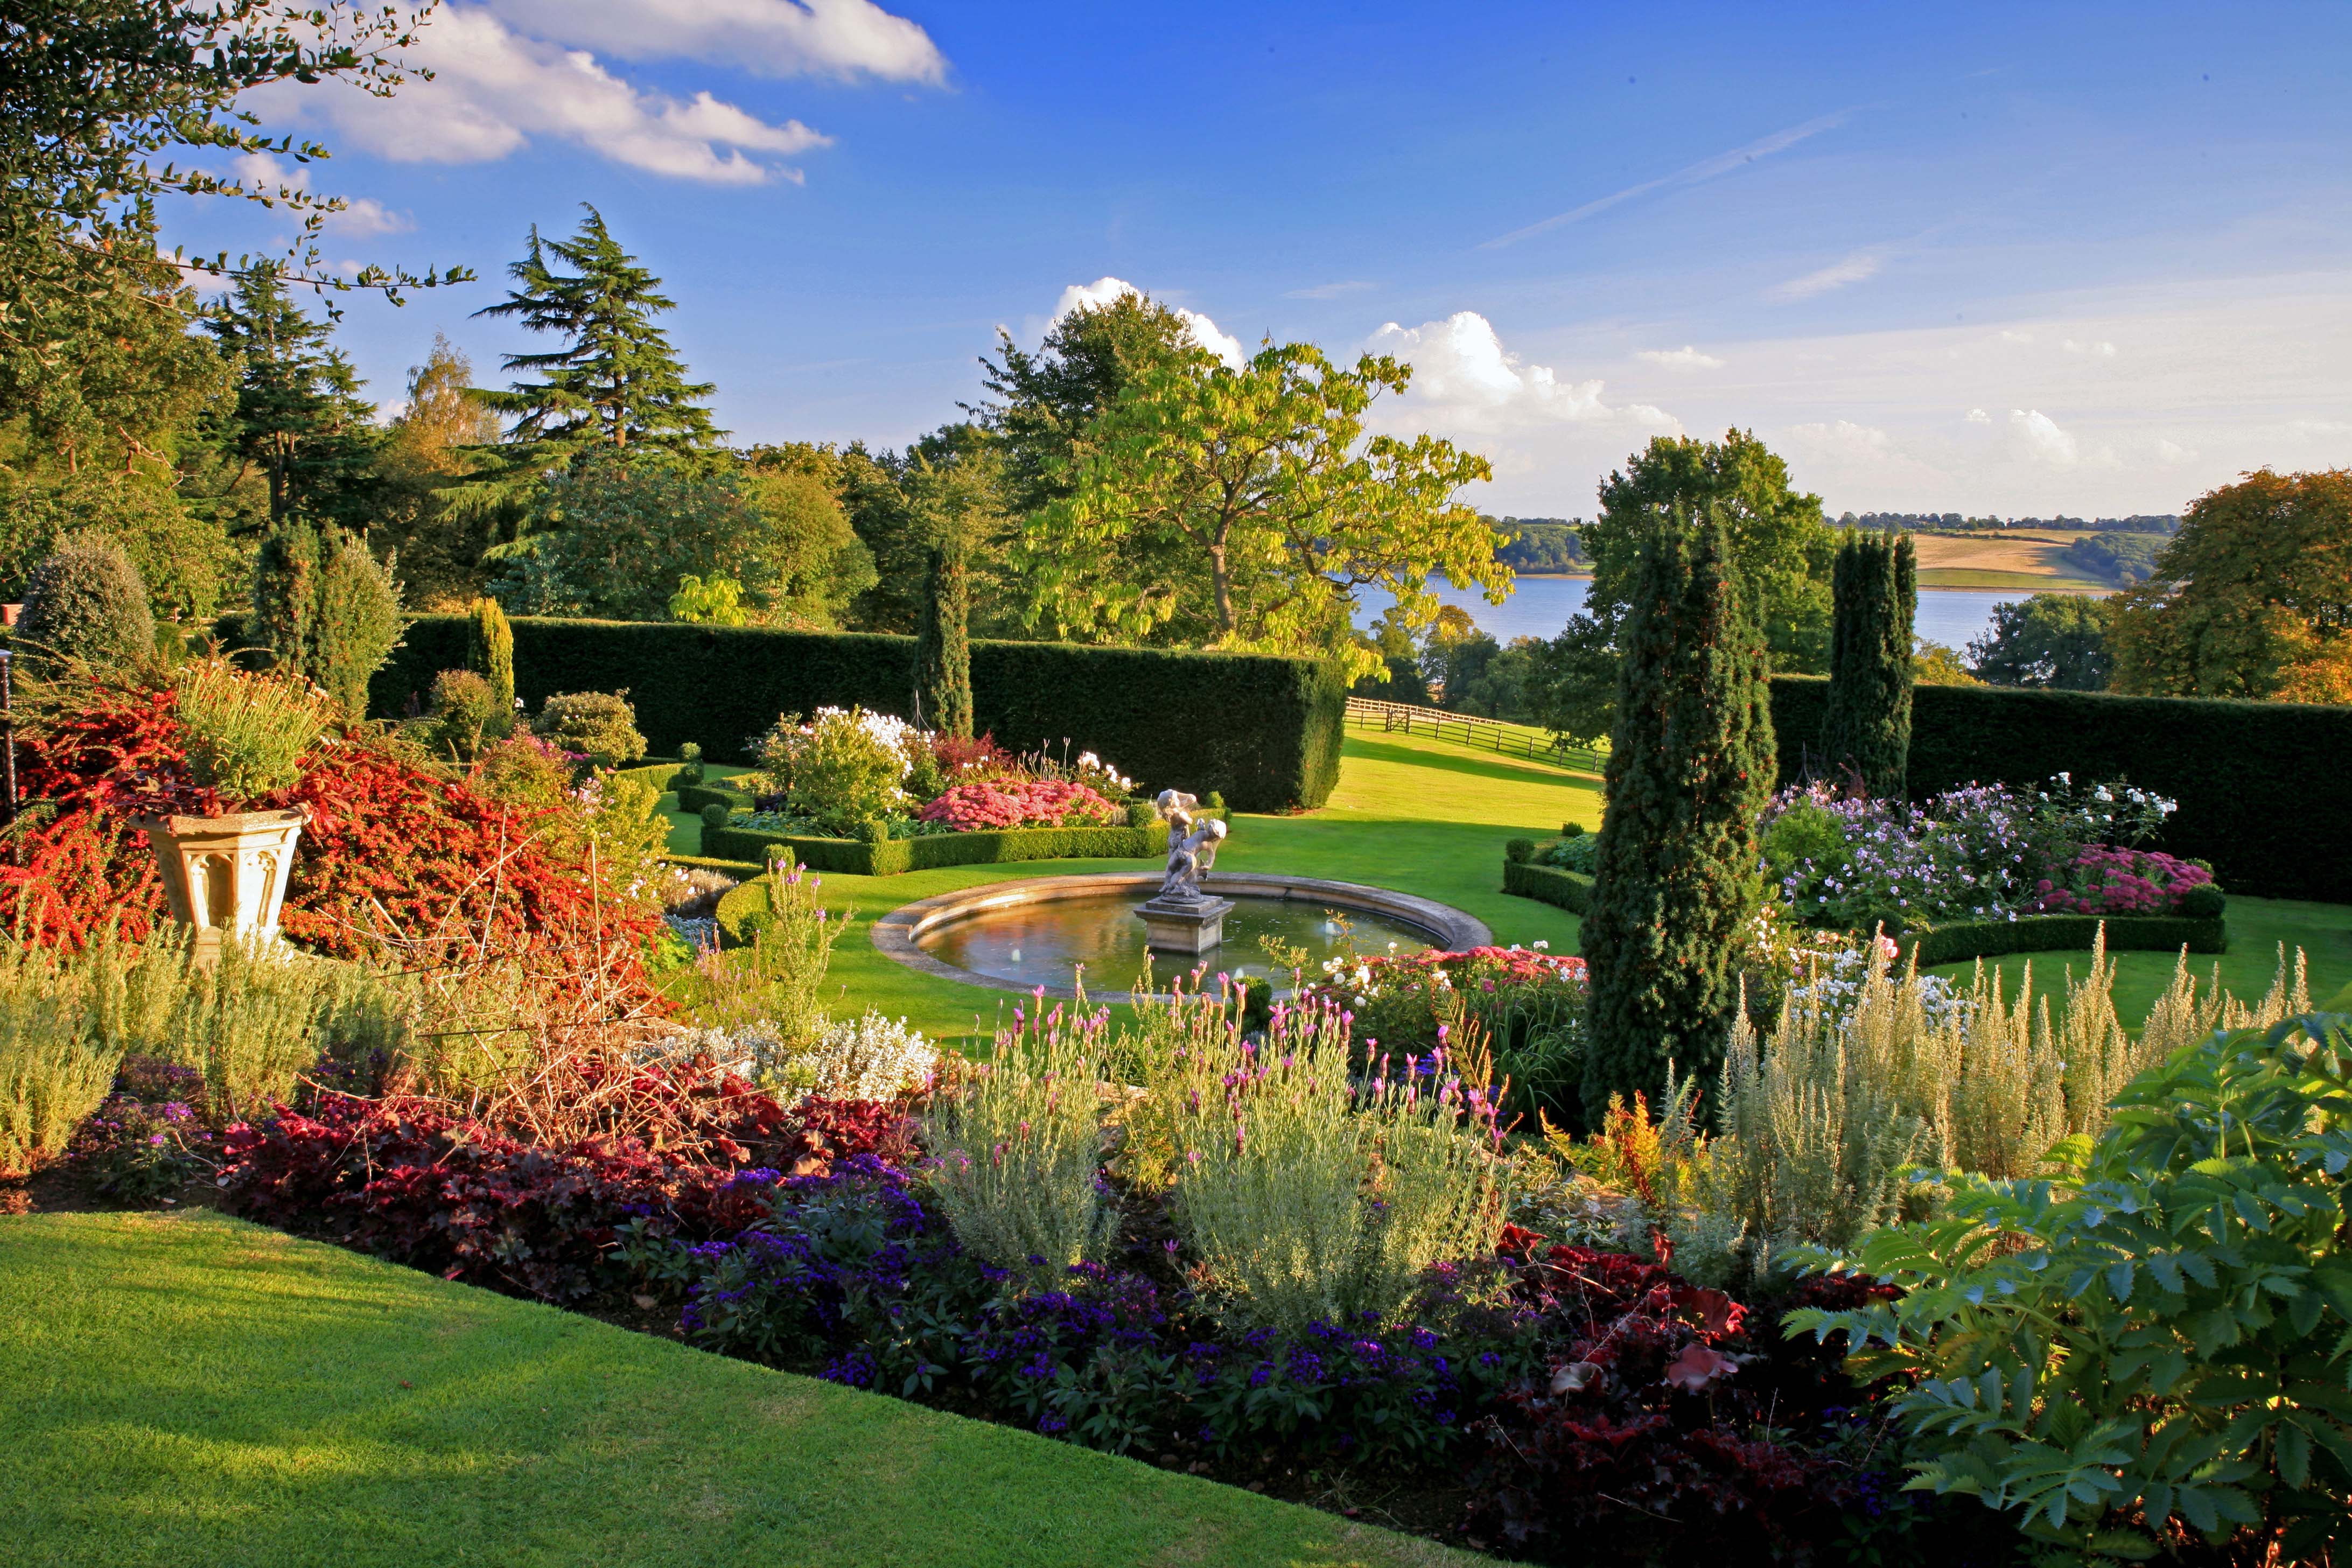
[1965,593,2113,690]
[2109,468,2352,702]
[1020,342,1502,679]
[1538,430,1832,742]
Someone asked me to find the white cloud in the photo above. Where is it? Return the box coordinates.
[1999,329,2035,345]
[1366,312,1677,435]
[1965,407,1992,424]
[1481,107,1864,249]
[2009,408,2081,467]
[1051,277,1245,368]
[489,0,946,82]
[2064,338,2119,357]
[1283,280,1376,300]
[2154,438,2198,464]
[1769,250,1882,302]
[248,6,835,184]
[1789,419,1891,452]
[1634,345,1724,370]
[2290,417,2351,436]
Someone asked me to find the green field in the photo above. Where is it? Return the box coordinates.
[0,1210,1473,1568]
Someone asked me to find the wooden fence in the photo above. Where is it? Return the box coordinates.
[1345,696,1605,774]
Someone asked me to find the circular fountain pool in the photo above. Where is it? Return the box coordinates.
[871,873,1491,1000]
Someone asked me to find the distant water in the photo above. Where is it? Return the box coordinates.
[1355,576,2099,655]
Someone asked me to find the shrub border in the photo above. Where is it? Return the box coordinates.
[703,821,1158,879]
[1500,846,2228,963]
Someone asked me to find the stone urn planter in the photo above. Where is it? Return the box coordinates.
[135,808,306,963]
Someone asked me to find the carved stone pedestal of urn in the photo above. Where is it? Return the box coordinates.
[134,808,306,963]
[1135,892,1235,954]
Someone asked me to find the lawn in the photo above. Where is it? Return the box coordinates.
[0,1210,1479,1568]
[692,731,1598,1045]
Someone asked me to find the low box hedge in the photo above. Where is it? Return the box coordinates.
[1900,913,2228,967]
[702,821,1158,878]
[676,782,756,816]
[1503,858,1595,914]
[369,616,1346,813]
[606,761,690,795]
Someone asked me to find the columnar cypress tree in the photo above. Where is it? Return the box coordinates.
[251,521,323,671]
[467,596,516,713]
[1819,530,1916,796]
[1579,509,1777,1123]
[912,535,974,737]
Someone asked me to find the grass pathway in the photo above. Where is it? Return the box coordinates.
[0,1210,1478,1568]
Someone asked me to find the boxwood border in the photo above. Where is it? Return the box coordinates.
[702,822,1158,879]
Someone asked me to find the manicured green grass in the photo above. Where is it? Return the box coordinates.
[710,731,1599,1044]
[0,1210,1477,1568]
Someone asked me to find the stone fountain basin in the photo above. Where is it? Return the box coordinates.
[870,871,1492,1003]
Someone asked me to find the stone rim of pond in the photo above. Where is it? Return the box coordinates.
[871,871,1492,1003]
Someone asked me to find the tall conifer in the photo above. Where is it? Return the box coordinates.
[472,205,719,455]
[913,536,974,737]
[1579,509,1777,1123]
[1819,530,1916,796]
[467,596,515,712]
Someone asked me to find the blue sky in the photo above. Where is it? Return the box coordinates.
[179,1,2352,517]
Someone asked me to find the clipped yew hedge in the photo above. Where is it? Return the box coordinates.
[1503,858,1595,913]
[372,617,1347,813]
[1768,676,2352,902]
[702,822,1157,878]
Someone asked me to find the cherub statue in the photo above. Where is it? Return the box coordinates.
[1158,815,1228,902]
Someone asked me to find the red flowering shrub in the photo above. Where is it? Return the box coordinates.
[1,685,659,995]
[2030,844,2215,915]
[917,779,1117,831]
[221,1081,908,1304]
[1468,1243,1889,1564]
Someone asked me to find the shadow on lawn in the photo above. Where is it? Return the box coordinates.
[1339,736,1601,793]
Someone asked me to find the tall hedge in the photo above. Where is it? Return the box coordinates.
[15,530,155,674]
[1581,514,1776,1123]
[371,617,1349,813]
[1768,676,2352,901]
[1819,530,1914,796]
[467,597,515,713]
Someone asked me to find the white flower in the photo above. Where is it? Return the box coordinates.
[1532,940,1550,951]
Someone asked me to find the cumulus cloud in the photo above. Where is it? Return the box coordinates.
[1052,277,1245,368]
[2154,438,2198,464]
[2064,338,2119,357]
[490,0,946,81]
[1965,407,1992,424]
[2009,408,2081,467]
[1769,249,1882,302]
[1366,312,1676,434]
[248,5,838,184]
[1634,345,1724,370]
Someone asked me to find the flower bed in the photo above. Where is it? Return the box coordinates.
[918,779,1119,831]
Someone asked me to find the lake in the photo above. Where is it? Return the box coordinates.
[1355,576,2096,654]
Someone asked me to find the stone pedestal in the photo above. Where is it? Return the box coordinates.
[1135,894,1234,954]
[134,808,306,963]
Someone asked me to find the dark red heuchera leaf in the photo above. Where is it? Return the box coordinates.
[776,1096,920,1175]
[1468,1243,1887,1563]
[220,1086,904,1304]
